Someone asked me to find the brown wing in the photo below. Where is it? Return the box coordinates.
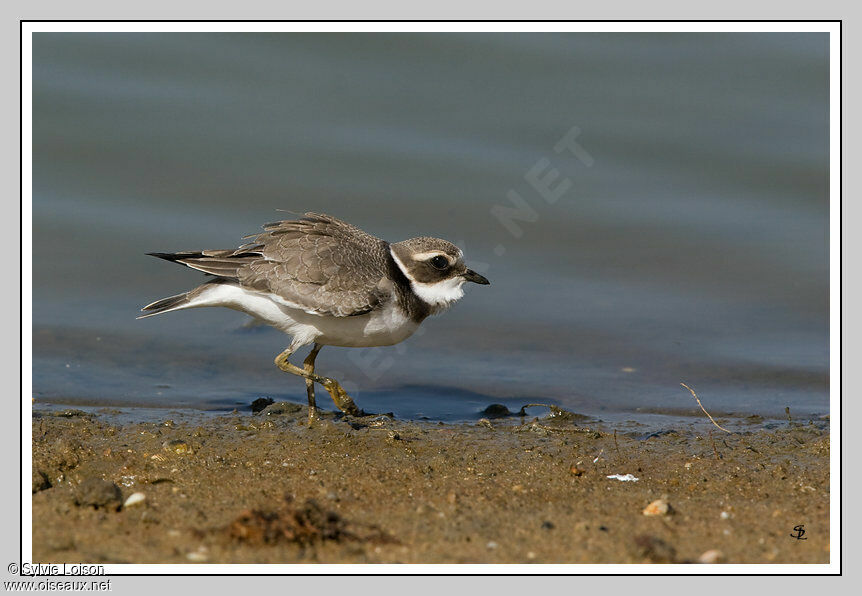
[153,213,392,317]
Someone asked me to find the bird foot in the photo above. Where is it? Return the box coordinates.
[322,379,365,417]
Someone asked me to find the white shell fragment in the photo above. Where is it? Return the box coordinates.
[123,492,146,508]
[606,474,639,482]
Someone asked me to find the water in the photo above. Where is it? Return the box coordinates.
[31,32,830,428]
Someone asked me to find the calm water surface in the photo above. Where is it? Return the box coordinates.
[32,33,829,428]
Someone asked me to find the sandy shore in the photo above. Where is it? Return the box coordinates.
[31,405,830,565]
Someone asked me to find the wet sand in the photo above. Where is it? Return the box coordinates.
[31,405,830,565]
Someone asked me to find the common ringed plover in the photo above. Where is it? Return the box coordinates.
[139,212,490,423]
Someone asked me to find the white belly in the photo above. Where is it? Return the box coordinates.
[188,283,419,348]
[312,302,420,347]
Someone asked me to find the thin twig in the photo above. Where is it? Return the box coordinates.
[710,429,721,460]
[680,383,732,434]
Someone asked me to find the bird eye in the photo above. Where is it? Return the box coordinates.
[429,255,449,270]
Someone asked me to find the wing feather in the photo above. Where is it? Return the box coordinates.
[151,213,392,317]
[240,213,391,316]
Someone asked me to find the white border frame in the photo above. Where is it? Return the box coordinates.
[21,20,841,576]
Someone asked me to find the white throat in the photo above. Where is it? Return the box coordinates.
[390,248,466,312]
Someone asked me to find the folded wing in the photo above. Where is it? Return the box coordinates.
[150,213,392,317]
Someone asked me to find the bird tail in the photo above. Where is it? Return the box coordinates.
[137,292,192,319]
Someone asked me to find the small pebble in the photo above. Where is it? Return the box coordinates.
[643,499,672,516]
[486,541,498,550]
[481,404,511,418]
[250,397,275,413]
[123,492,146,508]
[698,549,724,564]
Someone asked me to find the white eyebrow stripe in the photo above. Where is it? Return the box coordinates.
[411,251,454,262]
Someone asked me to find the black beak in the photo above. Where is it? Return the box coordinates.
[462,269,490,285]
